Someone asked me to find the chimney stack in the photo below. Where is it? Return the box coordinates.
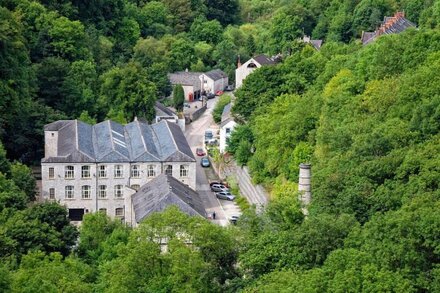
[237,55,241,68]
[298,163,312,206]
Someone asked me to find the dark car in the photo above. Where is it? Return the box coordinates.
[211,184,229,192]
[207,93,216,99]
[201,157,210,167]
[225,85,235,91]
[196,147,205,156]
[216,191,235,201]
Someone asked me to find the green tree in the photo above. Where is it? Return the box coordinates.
[10,162,36,202]
[212,94,231,123]
[190,16,223,45]
[173,85,185,111]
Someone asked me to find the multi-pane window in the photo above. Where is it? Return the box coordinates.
[49,188,55,199]
[114,165,123,178]
[98,165,107,178]
[81,166,90,178]
[225,128,231,134]
[131,165,140,178]
[131,184,140,191]
[81,185,91,199]
[114,185,123,198]
[48,167,54,179]
[65,166,74,179]
[65,186,74,199]
[115,208,124,217]
[147,165,156,177]
[165,165,173,176]
[99,208,107,215]
[98,185,107,199]
[180,165,189,177]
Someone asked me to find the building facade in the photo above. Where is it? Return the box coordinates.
[168,71,203,101]
[200,69,228,94]
[235,54,275,89]
[41,119,196,223]
[219,103,237,153]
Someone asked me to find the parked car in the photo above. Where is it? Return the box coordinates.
[201,157,210,167]
[196,147,205,156]
[229,215,240,224]
[225,85,234,91]
[207,93,216,99]
[215,90,224,96]
[183,102,190,108]
[205,138,218,146]
[209,181,230,188]
[211,184,229,192]
[216,191,235,201]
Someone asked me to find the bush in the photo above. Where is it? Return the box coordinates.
[212,95,231,123]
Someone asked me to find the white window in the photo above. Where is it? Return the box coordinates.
[98,165,107,178]
[131,184,140,191]
[131,165,140,178]
[81,166,90,179]
[65,186,74,199]
[65,166,74,179]
[147,165,156,177]
[48,167,54,179]
[49,188,55,199]
[99,208,107,215]
[165,165,173,176]
[98,185,107,199]
[81,185,91,199]
[115,208,124,217]
[114,185,123,198]
[180,165,189,177]
[114,165,123,178]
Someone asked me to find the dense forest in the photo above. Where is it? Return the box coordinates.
[1,0,440,291]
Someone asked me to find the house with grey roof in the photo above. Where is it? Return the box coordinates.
[41,119,196,223]
[154,101,185,131]
[361,11,416,45]
[199,69,229,95]
[302,35,323,50]
[168,71,203,102]
[125,173,205,226]
[235,54,276,89]
[219,103,237,153]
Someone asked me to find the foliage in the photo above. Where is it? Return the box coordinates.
[212,94,231,123]
[172,84,185,111]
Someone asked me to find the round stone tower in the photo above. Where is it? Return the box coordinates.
[298,163,312,206]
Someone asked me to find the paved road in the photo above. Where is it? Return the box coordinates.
[184,97,234,226]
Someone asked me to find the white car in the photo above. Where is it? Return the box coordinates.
[216,191,235,201]
[211,184,229,192]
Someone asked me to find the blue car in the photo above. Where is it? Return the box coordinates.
[201,157,210,167]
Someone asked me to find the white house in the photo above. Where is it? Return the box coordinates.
[219,103,237,153]
[154,101,185,131]
[41,119,196,224]
[168,71,203,101]
[199,69,228,94]
[235,54,276,89]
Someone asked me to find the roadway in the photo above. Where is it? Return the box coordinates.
[184,97,240,226]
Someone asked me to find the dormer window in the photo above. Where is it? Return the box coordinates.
[247,62,257,68]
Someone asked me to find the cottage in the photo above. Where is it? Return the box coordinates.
[199,69,228,94]
[41,119,196,223]
[361,11,416,45]
[219,103,237,154]
[154,101,185,131]
[235,54,276,89]
[302,35,323,50]
[168,71,203,101]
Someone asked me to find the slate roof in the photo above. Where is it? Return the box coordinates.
[220,103,235,128]
[203,69,228,81]
[43,119,195,163]
[168,71,202,91]
[132,174,206,223]
[253,54,276,66]
[155,101,177,117]
[310,39,323,50]
[361,12,416,45]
